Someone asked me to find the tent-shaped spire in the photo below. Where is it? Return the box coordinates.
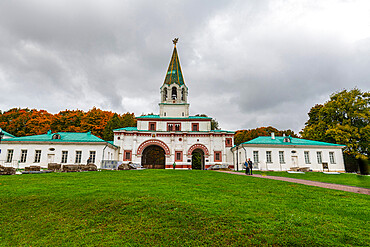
[163,38,185,86]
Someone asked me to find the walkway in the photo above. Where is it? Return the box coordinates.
[218,171,370,195]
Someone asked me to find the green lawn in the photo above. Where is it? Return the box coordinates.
[241,170,370,188]
[0,170,369,246]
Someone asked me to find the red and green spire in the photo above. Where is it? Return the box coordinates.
[163,38,185,86]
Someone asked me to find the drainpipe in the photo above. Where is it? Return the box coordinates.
[236,146,239,171]
[102,143,108,169]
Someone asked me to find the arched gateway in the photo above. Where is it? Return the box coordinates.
[137,139,170,169]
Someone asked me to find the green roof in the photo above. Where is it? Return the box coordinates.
[3,131,110,143]
[137,115,211,120]
[0,129,15,138]
[163,45,185,86]
[241,136,344,147]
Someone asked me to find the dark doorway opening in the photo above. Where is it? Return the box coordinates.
[141,145,166,169]
[191,149,205,170]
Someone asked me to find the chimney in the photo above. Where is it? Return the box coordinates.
[271,132,275,140]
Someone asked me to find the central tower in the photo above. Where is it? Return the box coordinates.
[159,38,189,118]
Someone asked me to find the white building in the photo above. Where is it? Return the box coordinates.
[113,40,235,169]
[232,134,346,172]
[0,131,118,169]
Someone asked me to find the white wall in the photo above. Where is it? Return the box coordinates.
[233,145,345,172]
[114,132,234,169]
[0,142,118,169]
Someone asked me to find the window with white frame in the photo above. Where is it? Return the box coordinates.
[266,151,272,163]
[75,151,82,164]
[304,151,310,164]
[253,151,259,163]
[20,150,27,163]
[316,151,322,164]
[89,151,96,164]
[61,151,68,163]
[6,149,14,163]
[329,152,335,164]
[279,151,285,164]
[34,150,41,163]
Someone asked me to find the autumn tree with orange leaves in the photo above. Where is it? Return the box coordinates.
[0,107,136,140]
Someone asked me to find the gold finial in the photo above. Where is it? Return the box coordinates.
[172,38,179,46]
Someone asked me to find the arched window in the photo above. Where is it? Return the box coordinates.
[163,87,167,101]
[172,87,177,99]
[52,134,61,140]
[181,88,185,101]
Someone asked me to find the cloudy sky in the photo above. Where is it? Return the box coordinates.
[0,0,369,133]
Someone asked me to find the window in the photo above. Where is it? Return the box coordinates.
[172,87,177,99]
[6,149,14,163]
[316,151,322,164]
[304,151,310,164]
[61,151,68,163]
[225,138,232,147]
[253,151,259,163]
[89,151,96,164]
[279,151,285,164]
[75,151,82,164]
[266,151,272,163]
[124,150,132,161]
[175,151,183,162]
[20,150,27,163]
[175,123,181,131]
[52,133,61,140]
[149,122,156,131]
[214,151,222,162]
[167,123,173,131]
[192,123,199,131]
[329,152,335,164]
[34,150,41,163]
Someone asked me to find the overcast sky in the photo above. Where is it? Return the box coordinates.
[0,0,369,133]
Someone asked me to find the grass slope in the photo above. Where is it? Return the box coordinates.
[0,170,369,246]
[242,171,370,188]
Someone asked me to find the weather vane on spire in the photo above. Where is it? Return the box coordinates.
[172,38,179,46]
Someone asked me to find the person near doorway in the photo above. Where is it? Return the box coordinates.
[244,159,249,175]
[87,157,91,164]
[247,158,253,175]
[173,162,176,169]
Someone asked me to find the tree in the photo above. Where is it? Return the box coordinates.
[234,126,298,146]
[195,114,220,130]
[300,88,369,174]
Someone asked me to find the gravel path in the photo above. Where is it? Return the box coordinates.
[218,171,370,195]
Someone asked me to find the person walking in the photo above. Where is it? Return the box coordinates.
[244,159,249,175]
[247,158,253,175]
[173,162,176,169]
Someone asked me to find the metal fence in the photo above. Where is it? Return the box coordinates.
[101,160,122,170]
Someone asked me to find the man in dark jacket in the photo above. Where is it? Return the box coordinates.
[244,159,249,175]
[247,158,253,175]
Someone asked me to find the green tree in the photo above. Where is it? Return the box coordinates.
[102,113,122,141]
[300,88,369,174]
[195,114,220,130]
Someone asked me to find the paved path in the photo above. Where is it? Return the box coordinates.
[218,171,370,195]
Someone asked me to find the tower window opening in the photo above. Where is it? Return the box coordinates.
[172,87,177,99]
[163,87,167,101]
[175,124,180,131]
[167,124,173,131]
[181,88,185,101]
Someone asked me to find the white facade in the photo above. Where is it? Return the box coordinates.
[232,135,346,172]
[0,133,118,169]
